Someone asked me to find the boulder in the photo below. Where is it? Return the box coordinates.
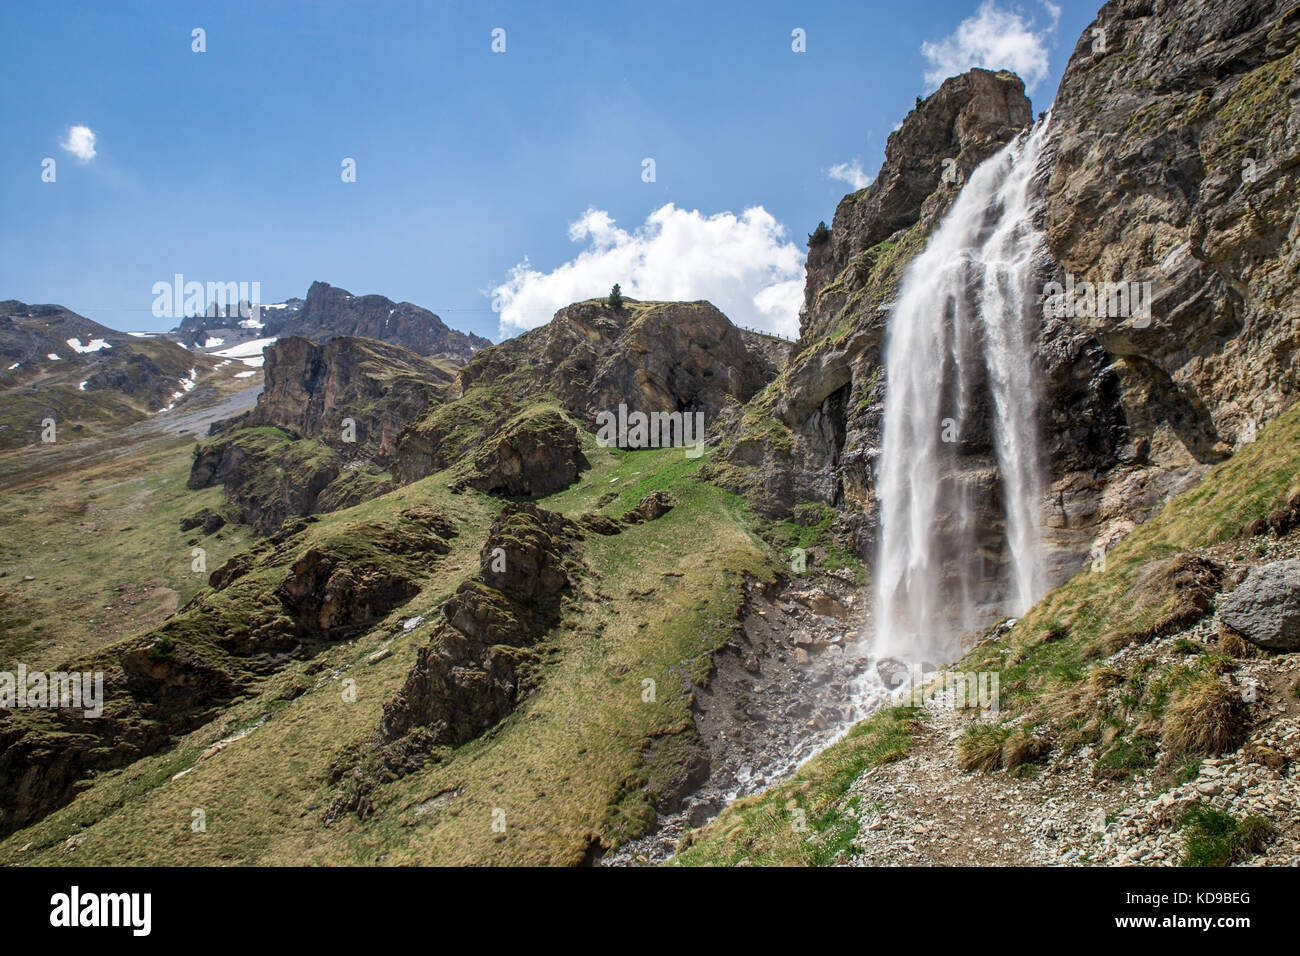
[1218,559,1300,652]
[620,491,676,524]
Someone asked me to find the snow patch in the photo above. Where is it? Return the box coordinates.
[212,337,276,368]
[66,337,111,354]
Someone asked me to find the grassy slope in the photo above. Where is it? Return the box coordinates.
[676,403,1300,866]
[0,438,253,669]
[0,439,776,865]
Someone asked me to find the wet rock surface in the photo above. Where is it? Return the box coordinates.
[604,570,877,865]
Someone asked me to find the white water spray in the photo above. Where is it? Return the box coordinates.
[872,117,1053,666]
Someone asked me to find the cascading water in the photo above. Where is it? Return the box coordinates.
[870,116,1053,669]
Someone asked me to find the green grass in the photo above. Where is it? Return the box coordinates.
[0,440,779,866]
[962,402,1300,729]
[1178,802,1273,866]
[765,502,866,579]
[0,438,254,669]
[0,387,147,451]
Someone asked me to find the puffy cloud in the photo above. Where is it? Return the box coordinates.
[827,160,872,191]
[60,125,97,162]
[490,204,805,338]
[921,1,1059,91]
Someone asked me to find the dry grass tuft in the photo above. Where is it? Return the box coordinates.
[1000,729,1049,770]
[957,724,1010,772]
[1160,674,1247,757]
[1217,625,1266,659]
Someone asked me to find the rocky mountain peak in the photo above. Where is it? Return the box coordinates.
[801,68,1033,341]
[287,281,491,360]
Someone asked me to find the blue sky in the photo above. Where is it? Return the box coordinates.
[0,0,1099,340]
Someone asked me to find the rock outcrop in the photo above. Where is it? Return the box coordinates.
[190,336,456,534]
[620,491,676,524]
[326,503,582,819]
[392,298,784,486]
[280,282,491,360]
[0,507,457,837]
[241,335,454,462]
[1044,0,1300,456]
[800,68,1035,342]
[461,407,588,498]
[188,426,346,535]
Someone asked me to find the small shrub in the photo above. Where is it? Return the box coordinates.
[807,221,830,248]
[1096,734,1158,779]
[1217,628,1255,658]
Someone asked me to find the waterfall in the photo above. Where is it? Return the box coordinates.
[871,117,1053,666]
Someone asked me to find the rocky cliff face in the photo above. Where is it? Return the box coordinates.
[241,335,454,462]
[459,299,783,422]
[800,69,1035,342]
[1033,0,1300,587]
[707,70,1054,555]
[271,282,490,360]
[169,281,491,361]
[1044,0,1300,459]
[189,336,455,534]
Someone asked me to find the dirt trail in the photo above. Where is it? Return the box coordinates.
[843,706,1140,865]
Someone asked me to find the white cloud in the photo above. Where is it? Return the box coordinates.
[490,204,805,338]
[827,160,872,191]
[921,1,1059,91]
[60,125,97,162]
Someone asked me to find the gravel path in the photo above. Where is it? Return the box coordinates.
[841,626,1300,867]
